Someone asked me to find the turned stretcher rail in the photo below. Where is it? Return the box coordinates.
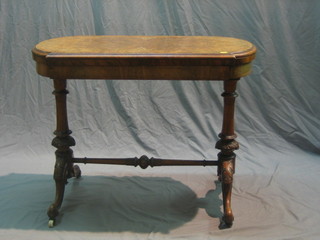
[72,155,218,169]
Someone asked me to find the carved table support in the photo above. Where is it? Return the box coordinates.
[47,79,79,227]
[215,79,239,228]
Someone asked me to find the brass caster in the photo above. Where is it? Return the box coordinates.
[48,219,55,228]
[219,215,234,229]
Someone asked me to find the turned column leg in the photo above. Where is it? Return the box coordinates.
[47,79,76,227]
[215,79,239,228]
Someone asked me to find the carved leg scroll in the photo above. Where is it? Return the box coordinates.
[48,79,77,227]
[215,79,239,228]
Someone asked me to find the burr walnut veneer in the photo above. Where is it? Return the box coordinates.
[32,35,256,229]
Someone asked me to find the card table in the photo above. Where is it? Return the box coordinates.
[32,35,256,228]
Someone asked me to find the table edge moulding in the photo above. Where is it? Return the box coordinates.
[31,35,257,229]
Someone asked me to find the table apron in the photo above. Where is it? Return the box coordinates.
[36,63,252,80]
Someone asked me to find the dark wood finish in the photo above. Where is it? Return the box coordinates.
[72,156,218,169]
[32,35,256,228]
[48,79,79,224]
[215,79,240,228]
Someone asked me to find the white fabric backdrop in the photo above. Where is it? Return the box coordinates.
[0,1,319,239]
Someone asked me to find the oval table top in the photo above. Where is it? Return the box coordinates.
[32,35,256,80]
[33,35,255,57]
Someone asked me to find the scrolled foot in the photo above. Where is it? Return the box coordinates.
[47,203,59,228]
[73,165,81,178]
[219,214,234,229]
[220,159,235,228]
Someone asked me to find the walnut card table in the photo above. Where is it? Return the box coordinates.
[32,35,256,229]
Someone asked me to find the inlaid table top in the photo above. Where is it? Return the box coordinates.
[32,35,256,80]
